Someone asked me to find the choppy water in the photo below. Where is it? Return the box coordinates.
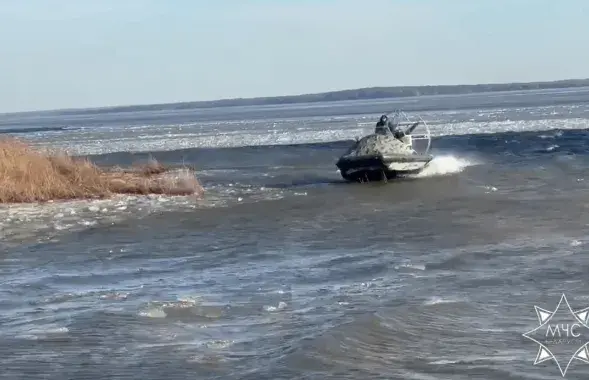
[2,88,589,379]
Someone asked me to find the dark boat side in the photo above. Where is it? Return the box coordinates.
[336,153,433,182]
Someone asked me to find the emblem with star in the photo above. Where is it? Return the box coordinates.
[522,293,589,377]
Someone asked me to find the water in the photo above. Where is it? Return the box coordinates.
[1,88,589,379]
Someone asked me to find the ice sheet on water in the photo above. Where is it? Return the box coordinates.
[0,184,302,247]
[19,110,589,156]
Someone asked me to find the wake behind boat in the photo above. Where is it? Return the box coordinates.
[336,110,433,182]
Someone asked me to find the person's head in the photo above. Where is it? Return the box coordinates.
[379,114,388,123]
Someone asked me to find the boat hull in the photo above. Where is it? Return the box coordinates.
[336,154,432,182]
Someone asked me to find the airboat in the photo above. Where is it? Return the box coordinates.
[335,110,433,182]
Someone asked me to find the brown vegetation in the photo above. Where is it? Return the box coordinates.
[0,138,204,203]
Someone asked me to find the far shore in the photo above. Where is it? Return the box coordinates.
[3,78,589,117]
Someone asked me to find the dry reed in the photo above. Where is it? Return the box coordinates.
[0,138,204,203]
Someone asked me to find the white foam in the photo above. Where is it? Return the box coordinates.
[138,308,167,319]
[429,354,519,365]
[394,263,426,271]
[12,325,70,341]
[423,296,466,306]
[263,301,288,312]
[411,155,479,178]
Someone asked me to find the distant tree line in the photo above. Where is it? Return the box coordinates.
[52,78,589,116]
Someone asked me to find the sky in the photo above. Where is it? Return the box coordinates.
[0,0,588,113]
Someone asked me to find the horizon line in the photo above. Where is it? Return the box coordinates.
[3,77,589,117]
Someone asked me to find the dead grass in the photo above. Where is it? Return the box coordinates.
[0,137,204,203]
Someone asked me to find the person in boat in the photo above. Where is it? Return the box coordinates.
[374,114,390,135]
[374,114,405,139]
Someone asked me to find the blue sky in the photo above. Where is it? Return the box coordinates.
[0,0,588,113]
